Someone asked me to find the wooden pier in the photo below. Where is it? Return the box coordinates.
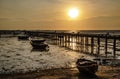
[43,32,120,58]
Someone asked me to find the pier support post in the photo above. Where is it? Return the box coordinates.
[64,35,67,47]
[113,37,116,58]
[78,35,80,51]
[97,36,100,55]
[91,37,94,54]
[105,35,108,57]
[85,37,89,53]
[68,34,70,49]
[55,34,57,44]
[80,36,83,53]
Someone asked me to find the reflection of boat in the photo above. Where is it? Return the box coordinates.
[76,59,98,75]
[30,39,49,50]
[31,46,49,52]
[31,43,49,49]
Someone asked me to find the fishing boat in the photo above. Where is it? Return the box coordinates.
[30,39,49,50]
[18,35,29,40]
[76,58,98,75]
[30,39,45,44]
[31,43,49,49]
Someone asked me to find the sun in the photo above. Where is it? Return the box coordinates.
[68,8,79,18]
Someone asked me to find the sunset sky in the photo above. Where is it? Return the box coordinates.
[0,0,120,30]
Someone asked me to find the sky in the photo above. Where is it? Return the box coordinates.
[0,0,120,30]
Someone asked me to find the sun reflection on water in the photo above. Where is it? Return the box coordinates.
[70,37,77,50]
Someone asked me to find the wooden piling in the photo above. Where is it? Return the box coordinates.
[85,37,89,53]
[91,36,94,54]
[113,37,116,58]
[97,36,100,55]
[80,36,84,53]
[105,35,108,57]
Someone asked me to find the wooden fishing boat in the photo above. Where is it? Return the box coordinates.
[31,43,49,49]
[30,39,49,50]
[76,59,98,75]
[30,39,45,44]
[18,35,29,40]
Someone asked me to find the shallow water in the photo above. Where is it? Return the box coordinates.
[0,37,119,74]
[0,37,93,74]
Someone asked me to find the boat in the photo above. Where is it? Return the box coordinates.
[18,35,29,40]
[30,39,45,44]
[76,58,98,75]
[31,43,49,49]
[30,39,49,50]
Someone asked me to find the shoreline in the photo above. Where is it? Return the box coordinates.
[0,65,120,79]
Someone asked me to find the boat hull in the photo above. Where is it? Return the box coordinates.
[30,39,49,51]
[30,39,45,44]
[76,59,98,75]
[31,43,49,49]
[18,36,29,40]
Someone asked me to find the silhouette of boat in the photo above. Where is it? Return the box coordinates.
[76,59,98,75]
[30,39,45,44]
[31,43,49,49]
[30,39,49,50]
[18,35,29,40]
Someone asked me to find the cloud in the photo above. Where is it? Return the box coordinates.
[0,0,120,30]
[75,16,120,30]
[0,18,27,22]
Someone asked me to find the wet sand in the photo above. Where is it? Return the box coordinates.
[0,65,120,79]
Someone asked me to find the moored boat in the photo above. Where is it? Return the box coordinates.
[76,59,98,75]
[31,43,49,49]
[18,35,29,40]
[30,39,45,44]
[30,39,49,50]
